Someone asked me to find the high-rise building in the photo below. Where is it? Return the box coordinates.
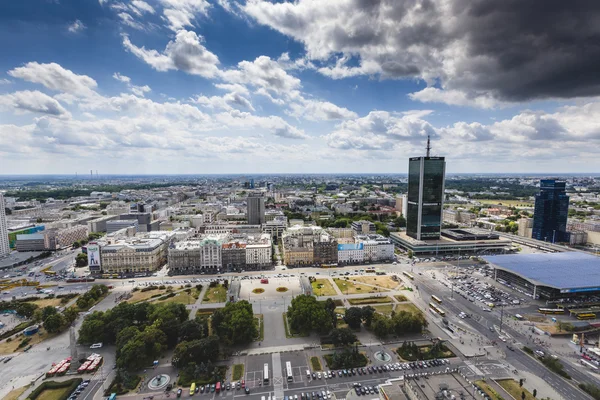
[406,137,446,240]
[0,194,9,256]
[532,180,569,243]
[247,193,265,225]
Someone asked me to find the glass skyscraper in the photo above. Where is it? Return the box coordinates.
[406,156,446,240]
[532,180,569,243]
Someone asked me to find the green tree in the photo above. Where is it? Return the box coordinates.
[75,253,88,267]
[179,320,205,342]
[371,313,390,338]
[44,313,65,333]
[330,328,358,347]
[343,307,363,329]
[173,336,220,367]
[287,295,333,335]
[62,307,79,325]
[361,306,376,327]
[14,302,37,318]
[393,216,407,228]
[78,314,106,344]
[116,326,141,357]
[211,301,257,345]
[324,298,337,328]
[41,306,58,321]
[407,250,414,259]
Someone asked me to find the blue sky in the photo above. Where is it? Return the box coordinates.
[1,0,599,174]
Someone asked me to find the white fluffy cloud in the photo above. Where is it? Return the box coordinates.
[160,0,211,31]
[67,20,86,33]
[408,88,501,109]
[8,62,98,97]
[0,90,70,117]
[113,72,151,97]
[123,30,220,78]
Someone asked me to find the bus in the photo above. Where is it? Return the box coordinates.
[190,383,196,396]
[577,313,597,320]
[285,361,293,382]
[215,382,221,393]
[44,270,56,276]
[107,394,117,400]
[263,363,269,385]
[580,359,599,372]
[402,271,414,280]
[431,295,442,304]
[429,302,446,317]
[538,308,564,315]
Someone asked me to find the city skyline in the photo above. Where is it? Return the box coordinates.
[2,1,600,174]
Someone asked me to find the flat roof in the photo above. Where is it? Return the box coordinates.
[485,252,600,290]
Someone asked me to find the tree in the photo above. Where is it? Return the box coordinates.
[371,313,390,338]
[393,216,406,228]
[211,301,257,345]
[63,307,79,325]
[173,336,220,367]
[76,253,88,267]
[179,320,205,342]
[116,326,141,357]
[330,328,357,347]
[519,379,524,387]
[521,392,526,400]
[324,298,337,328]
[407,250,414,259]
[361,306,375,328]
[44,313,65,333]
[287,295,333,335]
[41,306,58,321]
[533,389,537,398]
[344,307,363,329]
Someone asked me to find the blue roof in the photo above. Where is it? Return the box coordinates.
[338,243,363,251]
[484,252,600,290]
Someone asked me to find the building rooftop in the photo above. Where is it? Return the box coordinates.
[484,252,600,290]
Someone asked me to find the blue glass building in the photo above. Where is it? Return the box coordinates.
[532,180,569,243]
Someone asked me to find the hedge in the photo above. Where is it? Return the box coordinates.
[0,321,35,341]
[27,378,82,400]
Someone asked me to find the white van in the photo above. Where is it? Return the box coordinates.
[306,370,310,378]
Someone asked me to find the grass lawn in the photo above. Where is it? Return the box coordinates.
[476,199,533,207]
[154,290,197,305]
[394,294,408,302]
[232,364,244,381]
[29,298,64,308]
[474,380,507,400]
[125,288,167,303]
[37,386,73,400]
[334,307,346,315]
[310,356,322,371]
[255,314,264,341]
[352,276,400,289]
[204,285,228,303]
[311,279,337,296]
[394,303,422,315]
[373,304,394,315]
[397,344,455,361]
[497,379,536,400]
[0,329,54,354]
[5,385,29,400]
[347,296,392,305]
[334,278,389,295]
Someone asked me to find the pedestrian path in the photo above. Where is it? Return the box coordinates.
[246,344,307,356]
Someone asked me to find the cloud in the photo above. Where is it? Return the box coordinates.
[67,20,86,33]
[0,90,70,117]
[8,62,98,97]
[113,72,151,97]
[288,99,357,121]
[0,79,12,85]
[122,30,220,78]
[221,55,301,95]
[408,87,501,109]
[117,12,145,30]
[193,84,254,111]
[131,0,155,14]
[242,0,600,104]
[215,110,308,139]
[160,0,211,31]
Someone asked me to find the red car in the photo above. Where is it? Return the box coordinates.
[260,278,269,284]
[241,380,245,388]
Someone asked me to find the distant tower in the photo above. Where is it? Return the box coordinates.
[90,170,93,180]
[532,180,569,243]
[0,193,9,256]
[247,193,265,225]
[406,136,446,240]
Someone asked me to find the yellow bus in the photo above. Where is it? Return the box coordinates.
[538,308,563,315]
[402,271,414,280]
[429,302,446,317]
[431,295,442,304]
[44,270,56,276]
[190,383,196,396]
[577,313,596,320]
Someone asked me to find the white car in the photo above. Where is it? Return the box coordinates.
[317,372,321,379]
[90,342,103,349]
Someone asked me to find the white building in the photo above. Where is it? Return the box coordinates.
[337,243,365,265]
[168,234,226,274]
[355,234,395,262]
[246,233,272,268]
[0,194,9,256]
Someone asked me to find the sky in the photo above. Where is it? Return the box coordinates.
[1,0,600,175]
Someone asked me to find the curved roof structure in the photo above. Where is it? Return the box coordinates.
[484,252,600,291]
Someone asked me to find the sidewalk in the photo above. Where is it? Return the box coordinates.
[188,285,209,319]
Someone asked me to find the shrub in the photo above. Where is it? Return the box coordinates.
[17,337,31,349]
[579,383,600,400]
[522,346,533,355]
[28,378,82,400]
[141,285,158,292]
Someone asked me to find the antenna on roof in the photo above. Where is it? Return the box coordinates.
[426,135,431,157]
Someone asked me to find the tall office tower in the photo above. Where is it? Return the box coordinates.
[532,180,569,243]
[0,193,9,256]
[247,193,265,225]
[406,136,446,240]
